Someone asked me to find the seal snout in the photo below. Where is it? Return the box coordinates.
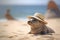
[28,21,32,25]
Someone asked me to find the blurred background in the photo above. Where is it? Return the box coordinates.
[0,0,60,21]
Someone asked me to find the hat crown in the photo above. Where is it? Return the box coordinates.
[34,13,45,20]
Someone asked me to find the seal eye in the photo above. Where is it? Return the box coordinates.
[31,19,38,23]
[32,19,36,21]
[29,18,38,23]
[30,19,36,21]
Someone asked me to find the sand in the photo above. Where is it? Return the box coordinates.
[46,18,60,34]
[0,19,60,40]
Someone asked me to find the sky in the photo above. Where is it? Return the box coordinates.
[0,0,60,5]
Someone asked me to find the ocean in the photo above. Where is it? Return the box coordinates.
[0,5,60,21]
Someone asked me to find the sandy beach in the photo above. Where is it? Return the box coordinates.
[0,0,60,40]
[0,19,60,40]
[46,18,60,34]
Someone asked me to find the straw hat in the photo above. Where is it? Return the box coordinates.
[27,12,47,24]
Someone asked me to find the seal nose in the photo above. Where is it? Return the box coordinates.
[28,21,31,24]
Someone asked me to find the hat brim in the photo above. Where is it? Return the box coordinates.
[27,16,47,24]
[27,16,34,19]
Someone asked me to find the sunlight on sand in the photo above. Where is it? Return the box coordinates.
[0,20,60,40]
[0,20,30,35]
[46,18,60,34]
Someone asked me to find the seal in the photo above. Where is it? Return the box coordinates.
[27,13,55,35]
